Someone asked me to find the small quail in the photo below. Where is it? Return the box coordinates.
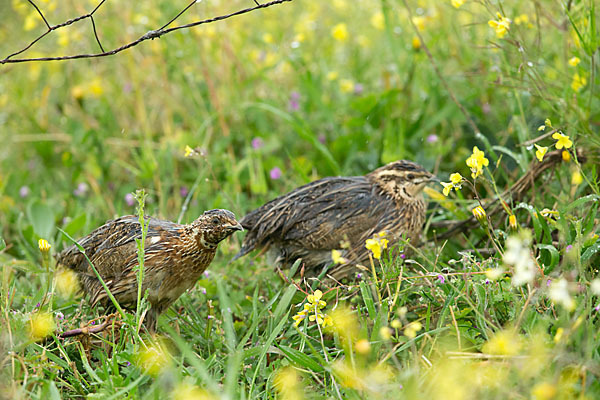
[57,209,242,331]
[233,161,435,278]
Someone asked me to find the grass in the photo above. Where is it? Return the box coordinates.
[1,0,599,398]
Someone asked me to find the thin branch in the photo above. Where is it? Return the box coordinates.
[1,0,294,64]
[158,0,197,32]
[26,0,51,30]
[90,16,105,52]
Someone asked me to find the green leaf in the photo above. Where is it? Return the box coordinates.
[359,281,376,320]
[63,213,87,237]
[536,244,559,274]
[272,284,297,323]
[27,200,55,239]
[278,345,324,372]
[582,242,600,262]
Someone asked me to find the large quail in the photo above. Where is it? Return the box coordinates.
[233,161,435,278]
[57,209,242,331]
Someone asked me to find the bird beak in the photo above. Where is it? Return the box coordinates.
[226,222,244,232]
[428,175,441,183]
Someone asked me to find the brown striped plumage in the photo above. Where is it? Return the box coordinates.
[57,209,242,331]
[233,161,435,278]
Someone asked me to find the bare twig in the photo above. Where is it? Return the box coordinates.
[60,313,121,338]
[1,0,294,64]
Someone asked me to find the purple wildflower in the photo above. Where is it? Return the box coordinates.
[35,302,40,308]
[353,83,364,95]
[356,273,363,279]
[437,274,445,284]
[125,361,131,367]
[400,253,406,259]
[56,312,64,320]
[546,279,552,287]
[73,182,88,197]
[596,304,600,312]
[485,279,490,285]
[19,186,30,198]
[565,245,573,253]
[201,287,207,295]
[427,134,438,143]
[125,193,135,207]
[203,271,210,278]
[318,134,327,144]
[288,91,300,111]
[270,167,282,180]
[179,186,189,198]
[251,137,264,150]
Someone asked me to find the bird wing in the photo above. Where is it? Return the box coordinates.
[237,176,396,258]
[57,215,178,279]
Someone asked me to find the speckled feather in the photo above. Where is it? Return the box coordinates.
[57,209,242,330]
[234,160,434,278]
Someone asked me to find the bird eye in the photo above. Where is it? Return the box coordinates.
[407,174,415,180]
[211,217,220,225]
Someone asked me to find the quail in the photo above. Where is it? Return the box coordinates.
[57,209,242,331]
[233,161,435,278]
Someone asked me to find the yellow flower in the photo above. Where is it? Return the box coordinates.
[38,239,51,252]
[322,314,333,328]
[552,132,572,149]
[534,144,548,162]
[339,79,354,93]
[370,12,385,30]
[292,310,307,326]
[412,16,426,31]
[55,268,79,298]
[331,249,347,264]
[390,319,401,329]
[262,33,273,44]
[465,146,489,179]
[562,150,571,162]
[331,23,348,41]
[440,182,453,196]
[411,36,421,50]
[472,206,486,224]
[307,289,325,307]
[509,214,518,230]
[379,326,392,340]
[326,71,339,81]
[568,56,580,67]
[571,72,586,91]
[404,321,422,339]
[553,327,564,343]
[450,172,463,185]
[451,0,465,8]
[137,342,171,376]
[514,14,529,25]
[24,12,39,31]
[172,382,215,400]
[184,145,195,157]
[482,330,521,356]
[28,312,55,341]
[274,367,303,400]
[327,306,359,342]
[571,171,583,185]
[355,339,371,354]
[365,231,389,260]
[531,382,557,400]
[488,12,511,38]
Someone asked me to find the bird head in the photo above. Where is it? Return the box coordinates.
[367,160,437,200]
[192,209,243,247]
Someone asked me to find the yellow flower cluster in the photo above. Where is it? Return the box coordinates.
[571,73,586,92]
[532,120,573,162]
[292,290,332,327]
[274,367,303,400]
[365,231,388,260]
[440,172,463,196]
[55,268,79,298]
[330,249,348,264]
[466,146,489,179]
[488,12,511,38]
